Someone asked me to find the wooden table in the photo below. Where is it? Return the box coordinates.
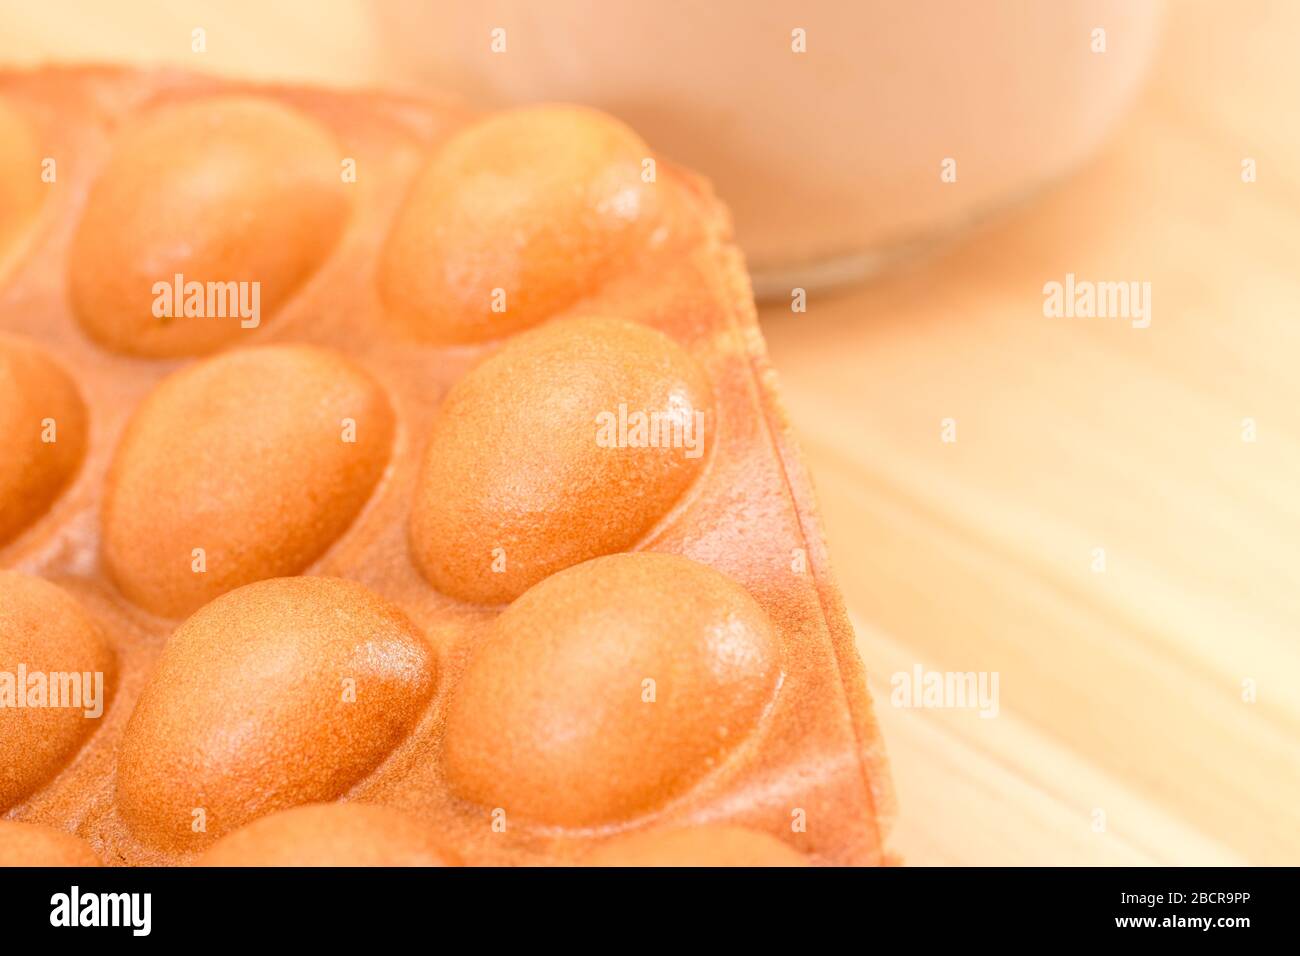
[759,0,1300,864]
[4,0,1295,865]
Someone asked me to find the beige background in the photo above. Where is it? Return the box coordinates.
[2,0,1296,864]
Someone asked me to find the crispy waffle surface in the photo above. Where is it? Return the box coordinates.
[0,67,892,867]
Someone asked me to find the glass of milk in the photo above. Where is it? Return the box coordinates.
[375,0,1164,294]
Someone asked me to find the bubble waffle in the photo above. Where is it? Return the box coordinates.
[0,66,893,866]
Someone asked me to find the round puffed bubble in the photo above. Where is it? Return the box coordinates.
[68,96,349,357]
[442,552,780,827]
[0,335,87,547]
[102,344,394,618]
[584,826,808,867]
[197,803,454,867]
[0,572,115,810]
[0,820,102,867]
[380,104,662,344]
[409,315,712,605]
[115,577,435,850]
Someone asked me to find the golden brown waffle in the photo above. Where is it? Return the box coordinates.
[0,66,891,866]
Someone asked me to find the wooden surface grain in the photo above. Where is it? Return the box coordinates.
[759,1,1300,864]
[3,0,1295,865]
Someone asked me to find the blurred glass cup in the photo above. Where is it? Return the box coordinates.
[376,0,1164,294]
